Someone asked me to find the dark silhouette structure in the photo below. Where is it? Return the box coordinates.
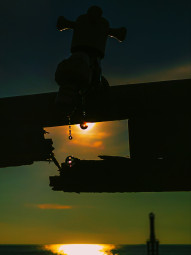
[147,213,159,255]
[0,125,53,168]
[55,6,126,107]
[0,79,191,192]
[49,155,191,192]
[57,6,126,59]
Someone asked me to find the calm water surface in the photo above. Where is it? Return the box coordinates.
[0,244,190,255]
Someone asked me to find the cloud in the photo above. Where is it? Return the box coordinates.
[71,140,104,148]
[108,63,191,85]
[147,63,191,82]
[45,120,129,160]
[87,131,111,139]
[46,126,111,139]
[28,204,74,210]
[46,125,111,149]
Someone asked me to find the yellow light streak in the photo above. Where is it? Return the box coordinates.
[44,244,113,255]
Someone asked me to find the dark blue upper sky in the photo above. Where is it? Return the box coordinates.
[0,0,190,97]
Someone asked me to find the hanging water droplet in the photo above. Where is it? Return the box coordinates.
[67,115,73,140]
[83,110,86,118]
[68,125,73,140]
[80,121,88,130]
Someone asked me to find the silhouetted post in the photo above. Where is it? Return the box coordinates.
[147,213,159,255]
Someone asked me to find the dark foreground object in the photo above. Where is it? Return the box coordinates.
[1,79,191,192]
[49,156,191,192]
[1,79,190,127]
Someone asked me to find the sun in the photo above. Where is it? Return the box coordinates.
[78,122,95,131]
[44,244,112,255]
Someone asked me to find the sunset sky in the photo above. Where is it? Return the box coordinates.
[0,0,191,245]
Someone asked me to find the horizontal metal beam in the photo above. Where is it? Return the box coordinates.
[0,79,190,127]
[49,157,191,192]
[1,79,190,193]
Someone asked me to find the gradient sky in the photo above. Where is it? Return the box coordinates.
[0,0,191,245]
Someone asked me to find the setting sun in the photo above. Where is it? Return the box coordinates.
[78,122,95,131]
[44,244,113,255]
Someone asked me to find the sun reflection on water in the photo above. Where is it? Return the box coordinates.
[44,244,114,255]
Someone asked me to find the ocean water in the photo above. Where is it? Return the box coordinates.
[0,244,191,255]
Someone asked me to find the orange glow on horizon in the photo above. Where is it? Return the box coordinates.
[44,244,114,255]
[34,204,73,210]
